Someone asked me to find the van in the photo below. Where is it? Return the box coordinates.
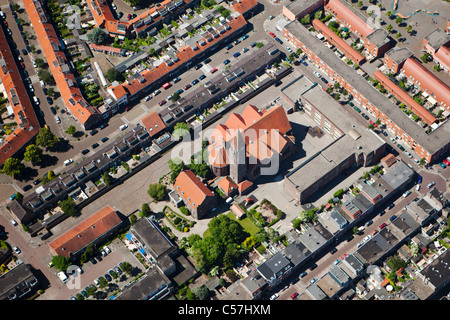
[120,124,128,131]
[57,271,68,283]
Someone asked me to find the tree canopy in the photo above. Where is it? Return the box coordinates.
[58,197,77,217]
[36,127,59,149]
[87,28,108,45]
[189,215,249,273]
[51,255,71,271]
[105,68,125,83]
[23,144,43,165]
[148,183,167,201]
[2,157,24,177]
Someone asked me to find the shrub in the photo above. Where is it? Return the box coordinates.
[174,217,182,225]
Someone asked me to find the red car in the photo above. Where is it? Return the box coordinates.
[159,100,167,106]
[341,253,348,260]
[291,292,299,299]
[443,159,450,166]
[269,32,275,38]
[379,223,387,230]
[211,67,218,73]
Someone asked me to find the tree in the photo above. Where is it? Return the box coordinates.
[395,17,403,25]
[105,68,125,83]
[23,144,43,165]
[101,171,113,186]
[194,285,210,300]
[169,158,184,182]
[420,53,431,63]
[51,255,71,271]
[405,25,413,33]
[300,14,311,25]
[65,125,76,135]
[34,58,45,69]
[58,197,78,217]
[120,261,132,274]
[36,127,59,149]
[140,203,152,217]
[395,32,402,39]
[37,69,54,84]
[171,91,180,102]
[87,28,107,45]
[2,158,24,177]
[357,1,362,7]
[172,122,190,140]
[386,10,392,17]
[148,183,167,201]
[386,24,393,33]
[314,10,323,20]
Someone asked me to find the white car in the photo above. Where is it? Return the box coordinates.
[119,124,128,131]
[153,89,161,96]
[416,184,420,191]
[270,293,279,300]
[112,3,117,10]
[314,71,321,77]
[13,246,21,254]
[104,246,111,254]
[64,159,73,166]
[10,219,17,226]
[144,95,152,101]
[40,80,45,87]
[55,115,61,124]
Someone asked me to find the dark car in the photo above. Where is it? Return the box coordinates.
[99,123,108,130]
[183,84,192,90]
[226,44,233,50]
[378,210,385,216]
[387,203,395,210]
[330,247,338,254]
[176,89,183,95]
[117,12,123,19]
[22,184,32,192]
[22,49,27,55]
[191,79,199,85]
[33,179,40,185]
[199,74,206,80]
[203,58,211,64]
[47,97,53,105]
[299,271,307,278]
[194,64,202,70]
[50,106,56,114]
[233,52,241,58]
[81,149,90,155]
[101,137,109,143]
[389,215,397,222]
[104,274,112,282]
[159,100,167,106]
[173,77,181,83]
[223,59,230,65]
[91,143,99,149]
[90,129,98,136]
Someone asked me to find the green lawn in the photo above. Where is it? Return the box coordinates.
[226,211,259,236]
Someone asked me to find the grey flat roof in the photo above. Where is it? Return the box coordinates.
[115,269,171,300]
[385,47,414,64]
[420,249,450,289]
[130,218,174,258]
[423,28,450,50]
[381,160,414,189]
[285,0,323,15]
[284,20,450,154]
[365,29,390,48]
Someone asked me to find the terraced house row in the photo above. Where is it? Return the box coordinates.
[107,13,249,106]
[0,16,40,165]
[283,19,450,164]
[24,0,101,130]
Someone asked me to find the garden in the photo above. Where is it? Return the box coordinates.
[163,205,196,233]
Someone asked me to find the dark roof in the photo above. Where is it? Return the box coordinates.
[130,218,175,259]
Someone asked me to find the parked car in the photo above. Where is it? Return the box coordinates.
[50,107,56,115]
[191,79,199,85]
[439,162,446,168]
[387,203,395,210]
[275,37,283,44]
[90,129,98,136]
[226,44,233,50]
[291,292,299,299]
[199,74,206,80]
[309,278,317,284]
[104,246,111,254]
[64,159,73,166]
[33,179,40,185]
[91,143,99,149]
[389,215,397,222]
[269,32,275,37]
[22,184,32,192]
[10,219,17,226]
[119,124,128,131]
[176,89,184,95]
[194,64,202,70]
[159,100,167,106]
[242,47,249,53]
[223,59,230,65]
[101,137,109,143]
[233,52,241,58]
[104,273,112,282]
[46,97,53,105]
[203,58,211,64]
[99,123,108,130]
[210,67,218,73]
[153,89,161,96]
[55,116,61,124]
[183,84,192,90]
[427,181,435,188]
[81,149,89,155]
[378,210,385,216]
[365,220,373,227]
[270,293,279,300]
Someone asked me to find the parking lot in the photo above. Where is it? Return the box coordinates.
[40,238,145,300]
